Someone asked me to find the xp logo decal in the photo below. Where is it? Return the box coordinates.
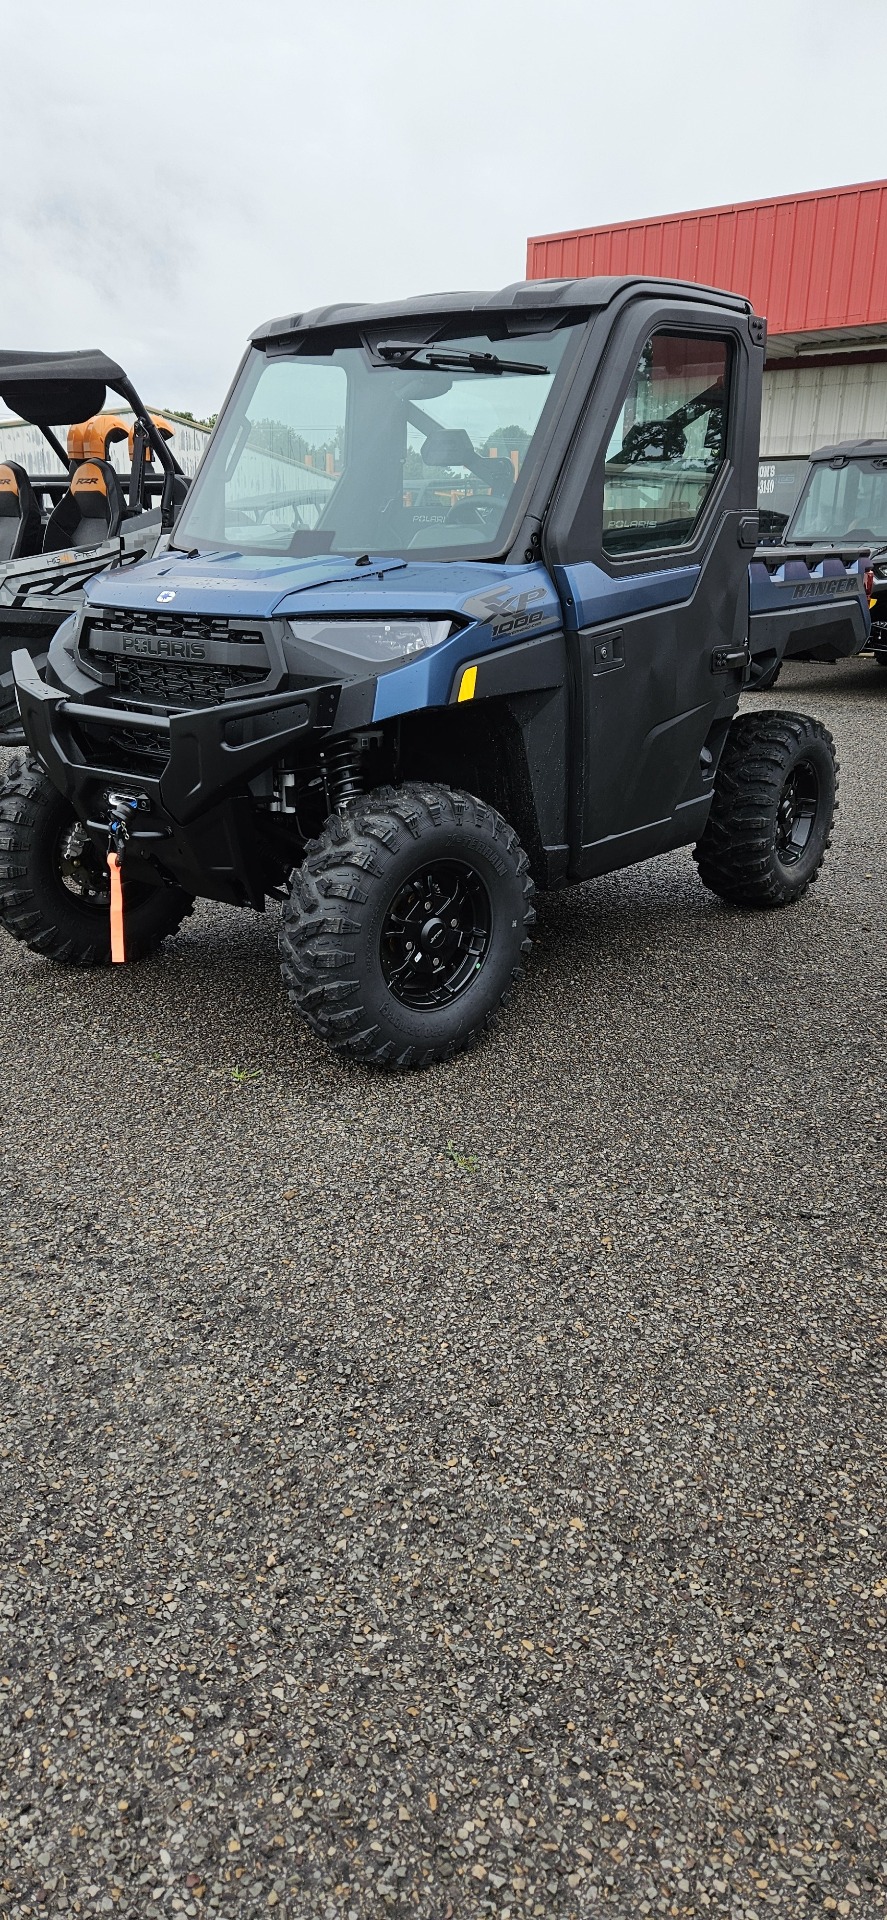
[156,589,176,604]
[462,584,550,638]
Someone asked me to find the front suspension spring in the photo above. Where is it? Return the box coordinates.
[322,733,364,811]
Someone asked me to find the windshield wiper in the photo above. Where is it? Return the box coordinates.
[375,340,549,376]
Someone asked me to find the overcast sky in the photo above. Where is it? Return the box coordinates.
[2,0,885,416]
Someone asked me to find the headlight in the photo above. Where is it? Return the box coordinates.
[287,617,456,664]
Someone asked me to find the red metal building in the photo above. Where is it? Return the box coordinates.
[528,182,887,523]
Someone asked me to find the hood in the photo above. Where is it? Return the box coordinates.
[84,549,409,619]
[84,548,561,628]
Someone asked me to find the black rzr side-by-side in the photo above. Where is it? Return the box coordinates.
[0,349,191,741]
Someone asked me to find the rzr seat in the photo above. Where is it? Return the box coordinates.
[43,458,126,552]
[0,462,42,564]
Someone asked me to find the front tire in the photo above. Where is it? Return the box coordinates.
[693,712,837,908]
[0,757,194,964]
[279,782,535,1068]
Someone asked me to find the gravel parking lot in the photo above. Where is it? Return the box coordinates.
[1,657,885,1920]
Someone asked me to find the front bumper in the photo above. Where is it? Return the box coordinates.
[12,649,375,906]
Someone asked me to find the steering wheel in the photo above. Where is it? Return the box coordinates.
[445,498,499,527]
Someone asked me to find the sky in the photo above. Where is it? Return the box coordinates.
[2,0,885,417]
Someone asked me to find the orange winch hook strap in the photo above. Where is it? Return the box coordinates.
[106,851,126,963]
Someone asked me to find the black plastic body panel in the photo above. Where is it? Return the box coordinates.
[564,535,745,879]
[447,629,565,703]
[749,596,869,666]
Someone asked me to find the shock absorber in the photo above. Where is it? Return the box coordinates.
[322,733,364,812]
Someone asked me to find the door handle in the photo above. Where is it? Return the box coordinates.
[711,646,749,673]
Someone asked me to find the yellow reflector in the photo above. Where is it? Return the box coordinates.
[458,665,477,702]
[870,596,878,608]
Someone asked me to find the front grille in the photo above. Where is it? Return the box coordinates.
[90,653,268,707]
[92,608,266,646]
[81,609,271,709]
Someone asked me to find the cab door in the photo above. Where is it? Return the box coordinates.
[545,300,761,879]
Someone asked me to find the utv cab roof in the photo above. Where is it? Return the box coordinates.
[251,275,754,342]
[807,438,887,463]
[0,349,133,427]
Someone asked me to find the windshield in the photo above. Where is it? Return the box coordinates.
[789,456,887,544]
[173,322,583,560]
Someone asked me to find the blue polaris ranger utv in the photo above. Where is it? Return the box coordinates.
[0,277,869,1067]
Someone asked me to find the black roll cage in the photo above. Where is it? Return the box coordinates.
[0,348,182,530]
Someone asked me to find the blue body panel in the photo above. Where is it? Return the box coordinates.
[82,543,867,725]
[552,559,699,629]
[748,552,866,614]
[86,550,410,618]
[84,551,566,720]
[83,548,705,724]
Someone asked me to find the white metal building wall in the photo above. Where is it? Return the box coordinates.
[761,361,887,457]
[0,414,210,478]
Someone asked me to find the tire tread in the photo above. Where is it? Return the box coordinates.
[279,781,535,1068]
[0,755,194,965]
[693,711,838,908]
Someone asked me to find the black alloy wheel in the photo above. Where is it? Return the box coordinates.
[279,781,535,1069]
[774,761,818,868]
[56,817,113,906]
[693,711,838,909]
[380,860,492,1009]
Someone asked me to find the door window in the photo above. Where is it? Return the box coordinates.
[603,333,730,557]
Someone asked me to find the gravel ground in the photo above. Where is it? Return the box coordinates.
[0,657,885,1920]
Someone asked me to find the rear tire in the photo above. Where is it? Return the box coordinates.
[279,781,535,1068]
[749,658,782,691]
[0,756,194,964]
[693,712,837,908]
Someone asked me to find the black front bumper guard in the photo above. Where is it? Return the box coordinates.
[11,649,375,906]
[10,648,360,822]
